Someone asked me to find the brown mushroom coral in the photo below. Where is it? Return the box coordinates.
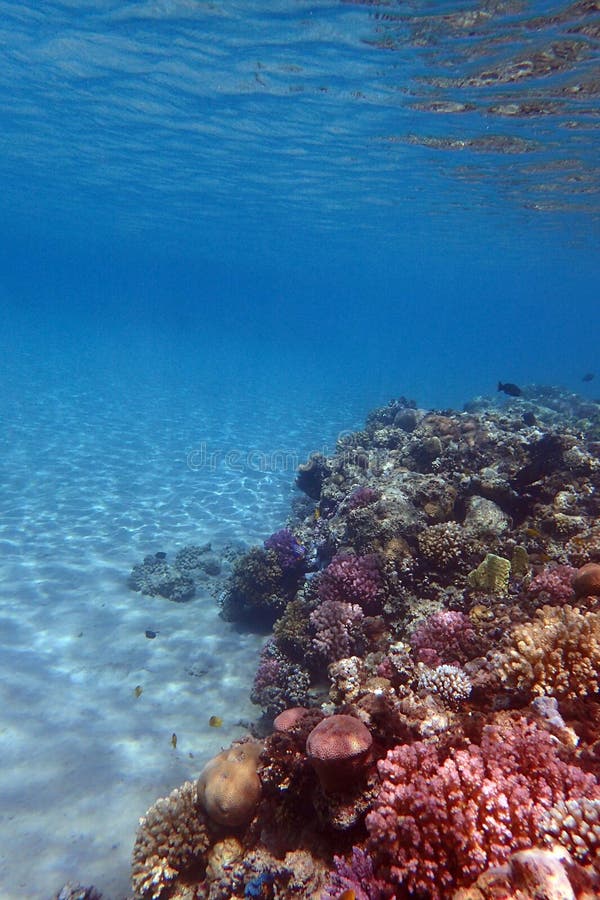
[197,740,263,827]
[306,713,373,792]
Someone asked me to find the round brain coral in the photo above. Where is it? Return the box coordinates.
[197,740,263,827]
[306,714,373,793]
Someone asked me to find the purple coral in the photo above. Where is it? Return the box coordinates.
[264,528,307,574]
[322,846,393,900]
[318,553,384,614]
[251,640,310,718]
[410,609,480,666]
[527,564,577,605]
[310,599,364,662]
[366,718,600,900]
[346,486,381,511]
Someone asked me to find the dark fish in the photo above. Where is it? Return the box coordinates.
[498,381,522,397]
[582,372,595,382]
[145,629,158,639]
[134,685,143,698]
[522,411,536,426]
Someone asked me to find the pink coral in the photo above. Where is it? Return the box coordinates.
[318,553,383,613]
[366,718,600,900]
[410,609,480,666]
[310,599,363,662]
[527,564,577,605]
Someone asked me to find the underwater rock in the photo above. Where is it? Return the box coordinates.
[129,552,195,602]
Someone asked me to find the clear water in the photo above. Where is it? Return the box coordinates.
[0,1,598,897]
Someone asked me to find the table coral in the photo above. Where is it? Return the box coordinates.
[366,718,600,899]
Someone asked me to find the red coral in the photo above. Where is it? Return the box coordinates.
[410,610,480,666]
[366,718,600,900]
[318,553,384,613]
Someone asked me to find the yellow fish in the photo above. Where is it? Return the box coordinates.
[338,891,355,900]
[171,733,177,749]
[134,685,143,699]
[209,716,223,728]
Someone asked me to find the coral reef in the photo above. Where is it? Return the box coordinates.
[130,387,600,899]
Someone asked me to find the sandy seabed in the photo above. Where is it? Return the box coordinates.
[0,369,352,900]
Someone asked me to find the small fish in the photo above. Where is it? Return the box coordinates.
[522,411,536,426]
[145,629,158,639]
[338,891,356,900]
[171,733,177,749]
[582,372,595,382]
[209,715,223,728]
[498,381,522,397]
[134,685,143,698]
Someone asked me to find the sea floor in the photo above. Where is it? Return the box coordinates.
[0,356,365,900]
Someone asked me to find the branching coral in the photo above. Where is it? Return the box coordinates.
[322,846,392,900]
[366,718,600,900]
[264,528,307,574]
[219,547,284,624]
[527,563,577,605]
[132,781,211,899]
[318,552,384,613]
[501,604,600,699]
[418,663,472,707]
[251,639,311,718]
[410,609,480,666]
[417,522,474,572]
[310,599,364,663]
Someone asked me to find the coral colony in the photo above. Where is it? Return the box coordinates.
[129,388,600,900]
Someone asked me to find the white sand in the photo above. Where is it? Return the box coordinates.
[0,350,365,899]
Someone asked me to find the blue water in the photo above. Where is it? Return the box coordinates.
[0,1,598,897]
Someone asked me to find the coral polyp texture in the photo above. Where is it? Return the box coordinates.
[130,387,600,899]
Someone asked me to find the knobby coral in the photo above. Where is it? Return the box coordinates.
[365,718,600,899]
[501,604,600,699]
[132,781,211,899]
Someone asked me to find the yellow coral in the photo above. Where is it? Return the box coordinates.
[197,740,263,827]
[501,604,600,700]
[467,553,511,595]
[131,780,210,899]
[510,545,530,580]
